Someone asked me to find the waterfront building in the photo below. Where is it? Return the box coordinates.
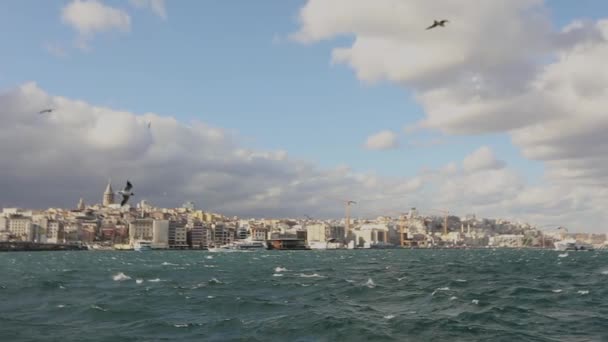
[8,215,34,241]
[152,220,169,249]
[353,223,389,248]
[211,223,234,247]
[489,234,525,247]
[129,219,154,244]
[168,220,188,249]
[190,223,211,249]
[250,226,269,241]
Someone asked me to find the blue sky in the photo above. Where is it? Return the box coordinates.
[1,0,605,184]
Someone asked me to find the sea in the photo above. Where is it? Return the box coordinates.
[1,249,607,341]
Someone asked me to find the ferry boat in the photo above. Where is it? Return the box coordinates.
[554,239,594,251]
[133,241,152,251]
[208,240,267,252]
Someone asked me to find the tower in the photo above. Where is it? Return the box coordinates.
[77,198,85,210]
[103,179,114,206]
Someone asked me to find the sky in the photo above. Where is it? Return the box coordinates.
[1,0,608,232]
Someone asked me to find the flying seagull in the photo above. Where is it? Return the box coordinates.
[426,20,449,30]
[118,180,134,206]
[38,108,54,114]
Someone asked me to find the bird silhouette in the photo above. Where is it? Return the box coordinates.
[426,20,449,30]
[38,108,54,114]
[118,180,134,206]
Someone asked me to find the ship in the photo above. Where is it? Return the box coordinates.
[266,238,311,250]
[554,239,594,251]
[133,240,152,251]
[208,239,267,252]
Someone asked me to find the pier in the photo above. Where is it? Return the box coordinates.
[0,242,88,252]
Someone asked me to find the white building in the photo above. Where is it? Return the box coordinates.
[353,223,389,248]
[489,234,524,247]
[8,216,33,241]
[129,219,154,244]
[152,220,169,249]
[46,220,64,244]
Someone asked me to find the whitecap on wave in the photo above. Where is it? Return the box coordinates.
[273,273,284,277]
[148,278,162,283]
[552,289,563,293]
[431,287,450,296]
[578,290,589,295]
[275,267,287,273]
[112,272,131,281]
[384,315,395,320]
[299,273,324,278]
[365,278,376,288]
[209,277,223,284]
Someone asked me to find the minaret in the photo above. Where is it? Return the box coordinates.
[103,179,114,206]
[77,198,85,210]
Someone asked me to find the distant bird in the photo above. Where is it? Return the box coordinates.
[426,20,449,30]
[118,180,134,206]
[38,108,54,114]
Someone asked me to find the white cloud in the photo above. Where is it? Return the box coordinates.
[292,0,608,231]
[2,83,607,231]
[61,0,131,48]
[129,0,167,20]
[364,130,399,150]
[462,146,506,173]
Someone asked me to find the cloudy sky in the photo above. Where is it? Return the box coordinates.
[1,0,608,232]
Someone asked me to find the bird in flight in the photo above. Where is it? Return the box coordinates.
[38,108,54,114]
[118,180,134,206]
[426,20,449,30]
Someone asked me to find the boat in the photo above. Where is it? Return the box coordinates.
[554,239,594,251]
[208,240,267,252]
[87,243,114,251]
[133,240,152,251]
[266,238,311,250]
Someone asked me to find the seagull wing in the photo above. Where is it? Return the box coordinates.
[120,194,130,206]
[426,23,438,30]
[125,181,133,192]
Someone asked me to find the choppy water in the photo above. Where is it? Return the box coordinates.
[1,249,608,341]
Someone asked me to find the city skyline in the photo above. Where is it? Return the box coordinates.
[1,1,608,232]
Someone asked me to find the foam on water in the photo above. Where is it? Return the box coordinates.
[112,272,131,281]
[209,277,223,284]
[365,278,376,288]
[275,267,288,273]
[273,274,283,277]
[578,290,589,295]
[299,273,324,278]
